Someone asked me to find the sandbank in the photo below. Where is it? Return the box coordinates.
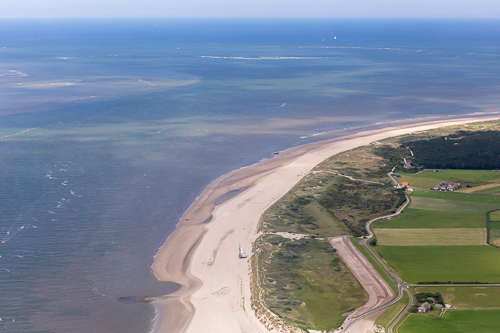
[151,115,500,333]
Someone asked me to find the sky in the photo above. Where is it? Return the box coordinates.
[1,0,500,18]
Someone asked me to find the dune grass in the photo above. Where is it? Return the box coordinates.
[256,235,367,331]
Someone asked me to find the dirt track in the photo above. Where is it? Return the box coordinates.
[329,236,394,317]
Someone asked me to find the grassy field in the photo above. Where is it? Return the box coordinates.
[473,185,500,195]
[374,292,409,330]
[398,169,500,191]
[489,222,500,230]
[399,310,500,333]
[489,230,500,247]
[375,246,500,283]
[410,170,500,182]
[410,190,500,204]
[373,208,486,229]
[373,228,487,246]
[491,210,500,221]
[409,197,500,214]
[255,235,367,331]
[414,286,500,310]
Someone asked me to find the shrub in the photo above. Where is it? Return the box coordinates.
[280,251,299,259]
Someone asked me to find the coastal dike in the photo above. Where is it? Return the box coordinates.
[151,115,500,333]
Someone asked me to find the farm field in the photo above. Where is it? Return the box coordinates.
[489,222,500,230]
[410,190,500,204]
[414,286,500,310]
[372,208,485,229]
[474,185,500,195]
[490,210,500,221]
[399,310,500,333]
[398,169,500,191]
[409,196,500,214]
[373,228,486,246]
[412,170,500,182]
[375,246,500,283]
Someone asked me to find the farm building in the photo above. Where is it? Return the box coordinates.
[418,302,431,313]
[433,182,460,192]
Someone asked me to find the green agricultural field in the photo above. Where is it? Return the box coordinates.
[414,286,500,310]
[411,190,500,204]
[399,310,500,333]
[489,230,500,247]
[375,246,500,283]
[408,169,500,182]
[373,228,487,246]
[409,197,500,214]
[491,210,500,222]
[373,208,485,229]
[473,185,500,195]
[489,222,500,230]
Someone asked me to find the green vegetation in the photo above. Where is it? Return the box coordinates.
[409,197,500,214]
[410,190,500,204]
[398,169,500,191]
[399,310,500,333]
[489,222,500,230]
[491,210,500,222]
[373,208,485,229]
[374,292,409,330]
[414,286,500,310]
[373,228,487,246]
[375,246,500,283]
[408,130,500,170]
[409,169,500,182]
[473,185,500,195]
[261,145,405,238]
[256,235,367,330]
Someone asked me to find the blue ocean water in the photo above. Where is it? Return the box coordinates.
[0,19,499,332]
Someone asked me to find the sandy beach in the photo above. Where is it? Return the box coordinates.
[151,115,500,333]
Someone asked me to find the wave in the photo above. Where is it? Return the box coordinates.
[201,56,335,60]
[0,69,28,77]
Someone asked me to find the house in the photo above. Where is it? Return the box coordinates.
[407,186,415,192]
[402,182,409,186]
[418,302,431,313]
[433,182,461,192]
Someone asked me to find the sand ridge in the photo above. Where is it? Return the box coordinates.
[151,116,500,333]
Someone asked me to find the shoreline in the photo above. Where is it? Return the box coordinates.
[151,115,500,333]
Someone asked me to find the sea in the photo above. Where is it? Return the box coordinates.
[0,18,499,332]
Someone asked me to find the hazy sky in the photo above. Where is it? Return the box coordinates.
[1,0,500,18]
